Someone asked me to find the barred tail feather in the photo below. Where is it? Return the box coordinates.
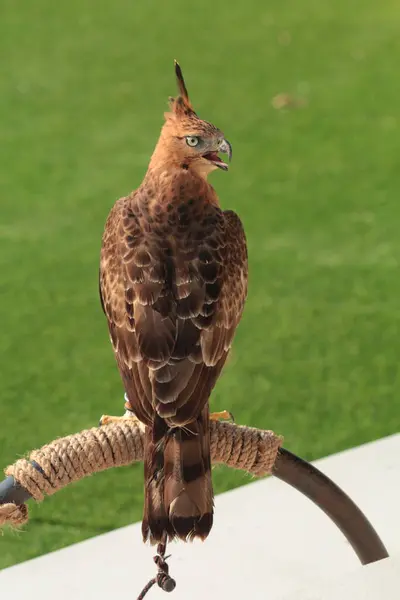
[164,408,213,540]
[142,416,174,544]
[142,409,214,544]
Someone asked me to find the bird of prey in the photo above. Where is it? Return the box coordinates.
[99,61,248,545]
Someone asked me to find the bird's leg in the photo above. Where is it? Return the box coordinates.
[209,410,235,423]
[99,395,141,427]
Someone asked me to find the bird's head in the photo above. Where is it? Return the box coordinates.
[152,61,232,179]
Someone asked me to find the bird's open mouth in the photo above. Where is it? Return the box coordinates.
[202,151,228,171]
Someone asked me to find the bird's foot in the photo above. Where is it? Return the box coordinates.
[99,400,140,427]
[98,414,140,427]
[209,410,235,423]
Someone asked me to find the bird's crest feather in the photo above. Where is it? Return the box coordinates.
[174,60,191,107]
[167,60,195,118]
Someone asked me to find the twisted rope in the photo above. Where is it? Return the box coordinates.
[1,420,282,528]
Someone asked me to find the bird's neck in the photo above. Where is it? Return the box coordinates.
[141,156,219,209]
[147,138,178,173]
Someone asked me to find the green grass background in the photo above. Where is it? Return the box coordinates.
[1,0,400,570]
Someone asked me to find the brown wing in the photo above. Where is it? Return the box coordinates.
[99,193,248,428]
[200,210,248,368]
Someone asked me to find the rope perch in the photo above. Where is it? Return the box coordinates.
[1,420,282,528]
[0,417,390,594]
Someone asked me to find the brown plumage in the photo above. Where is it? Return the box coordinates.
[99,61,248,544]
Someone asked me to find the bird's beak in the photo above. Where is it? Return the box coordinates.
[219,138,232,163]
[202,138,232,171]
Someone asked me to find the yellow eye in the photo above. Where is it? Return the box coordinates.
[186,136,199,147]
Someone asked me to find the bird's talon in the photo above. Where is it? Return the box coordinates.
[98,414,119,427]
[98,412,142,429]
[210,410,235,423]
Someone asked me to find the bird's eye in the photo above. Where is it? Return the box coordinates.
[186,136,199,147]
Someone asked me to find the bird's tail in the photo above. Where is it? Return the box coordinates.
[142,408,213,544]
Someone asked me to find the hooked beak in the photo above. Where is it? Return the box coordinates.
[219,138,232,163]
[202,138,232,172]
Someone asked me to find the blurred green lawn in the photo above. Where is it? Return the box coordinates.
[1,0,400,570]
